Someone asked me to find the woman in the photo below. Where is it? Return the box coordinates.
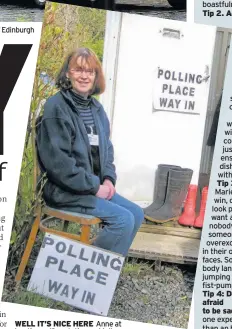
[37,47,144,257]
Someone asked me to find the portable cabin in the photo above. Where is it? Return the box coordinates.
[100,12,232,264]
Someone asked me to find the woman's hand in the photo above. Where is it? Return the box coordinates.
[103,179,116,200]
[96,185,111,199]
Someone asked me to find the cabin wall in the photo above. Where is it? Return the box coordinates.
[101,13,217,204]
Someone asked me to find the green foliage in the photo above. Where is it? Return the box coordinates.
[7,2,106,276]
[3,287,72,311]
[16,16,31,22]
[122,259,155,278]
[37,3,106,80]
[122,262,143,276]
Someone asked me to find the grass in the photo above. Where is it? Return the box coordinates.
[37,219,99,238]
[2,285,77,312]
[122,258,155,278]
[3,218,155,313]
[140,294,150,305]
[3,256,154,309]
[3,286,68,310]
[122,262,143,276]
[16,16,32,22]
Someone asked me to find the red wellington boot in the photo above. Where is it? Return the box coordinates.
[194,187,208,228]
[178,184,198,226]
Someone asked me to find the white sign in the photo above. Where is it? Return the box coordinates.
[152,66,209,114]
[27,234,124,316]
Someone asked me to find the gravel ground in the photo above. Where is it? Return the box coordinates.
[122,7,186,21]
[0,3,44,22]
[117,0,186,21]
[108,262,195,328]
[0,0,185,22]
[2,257,195,328]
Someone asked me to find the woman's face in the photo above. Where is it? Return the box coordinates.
[67,56,96,96]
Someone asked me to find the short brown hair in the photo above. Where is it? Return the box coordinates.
[56,48,105,95]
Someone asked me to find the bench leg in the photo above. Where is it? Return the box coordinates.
[15,212,40,283]
[81,225,91,244]
[63,220,69,232]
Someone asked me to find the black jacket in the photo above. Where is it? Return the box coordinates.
[36,90,116,210]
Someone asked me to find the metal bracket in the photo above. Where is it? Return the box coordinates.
[159,28,183,39]
[198,65,210,83]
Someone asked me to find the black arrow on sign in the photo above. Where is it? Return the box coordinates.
[0,44,33,155]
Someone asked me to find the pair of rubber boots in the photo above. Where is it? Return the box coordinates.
[178,185,208,228]
[144,164,193,223]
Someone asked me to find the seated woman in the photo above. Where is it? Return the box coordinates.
[36,47,144,257]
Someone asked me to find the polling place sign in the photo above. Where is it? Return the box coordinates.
[152,66,209,114]
[27,234,124,315]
